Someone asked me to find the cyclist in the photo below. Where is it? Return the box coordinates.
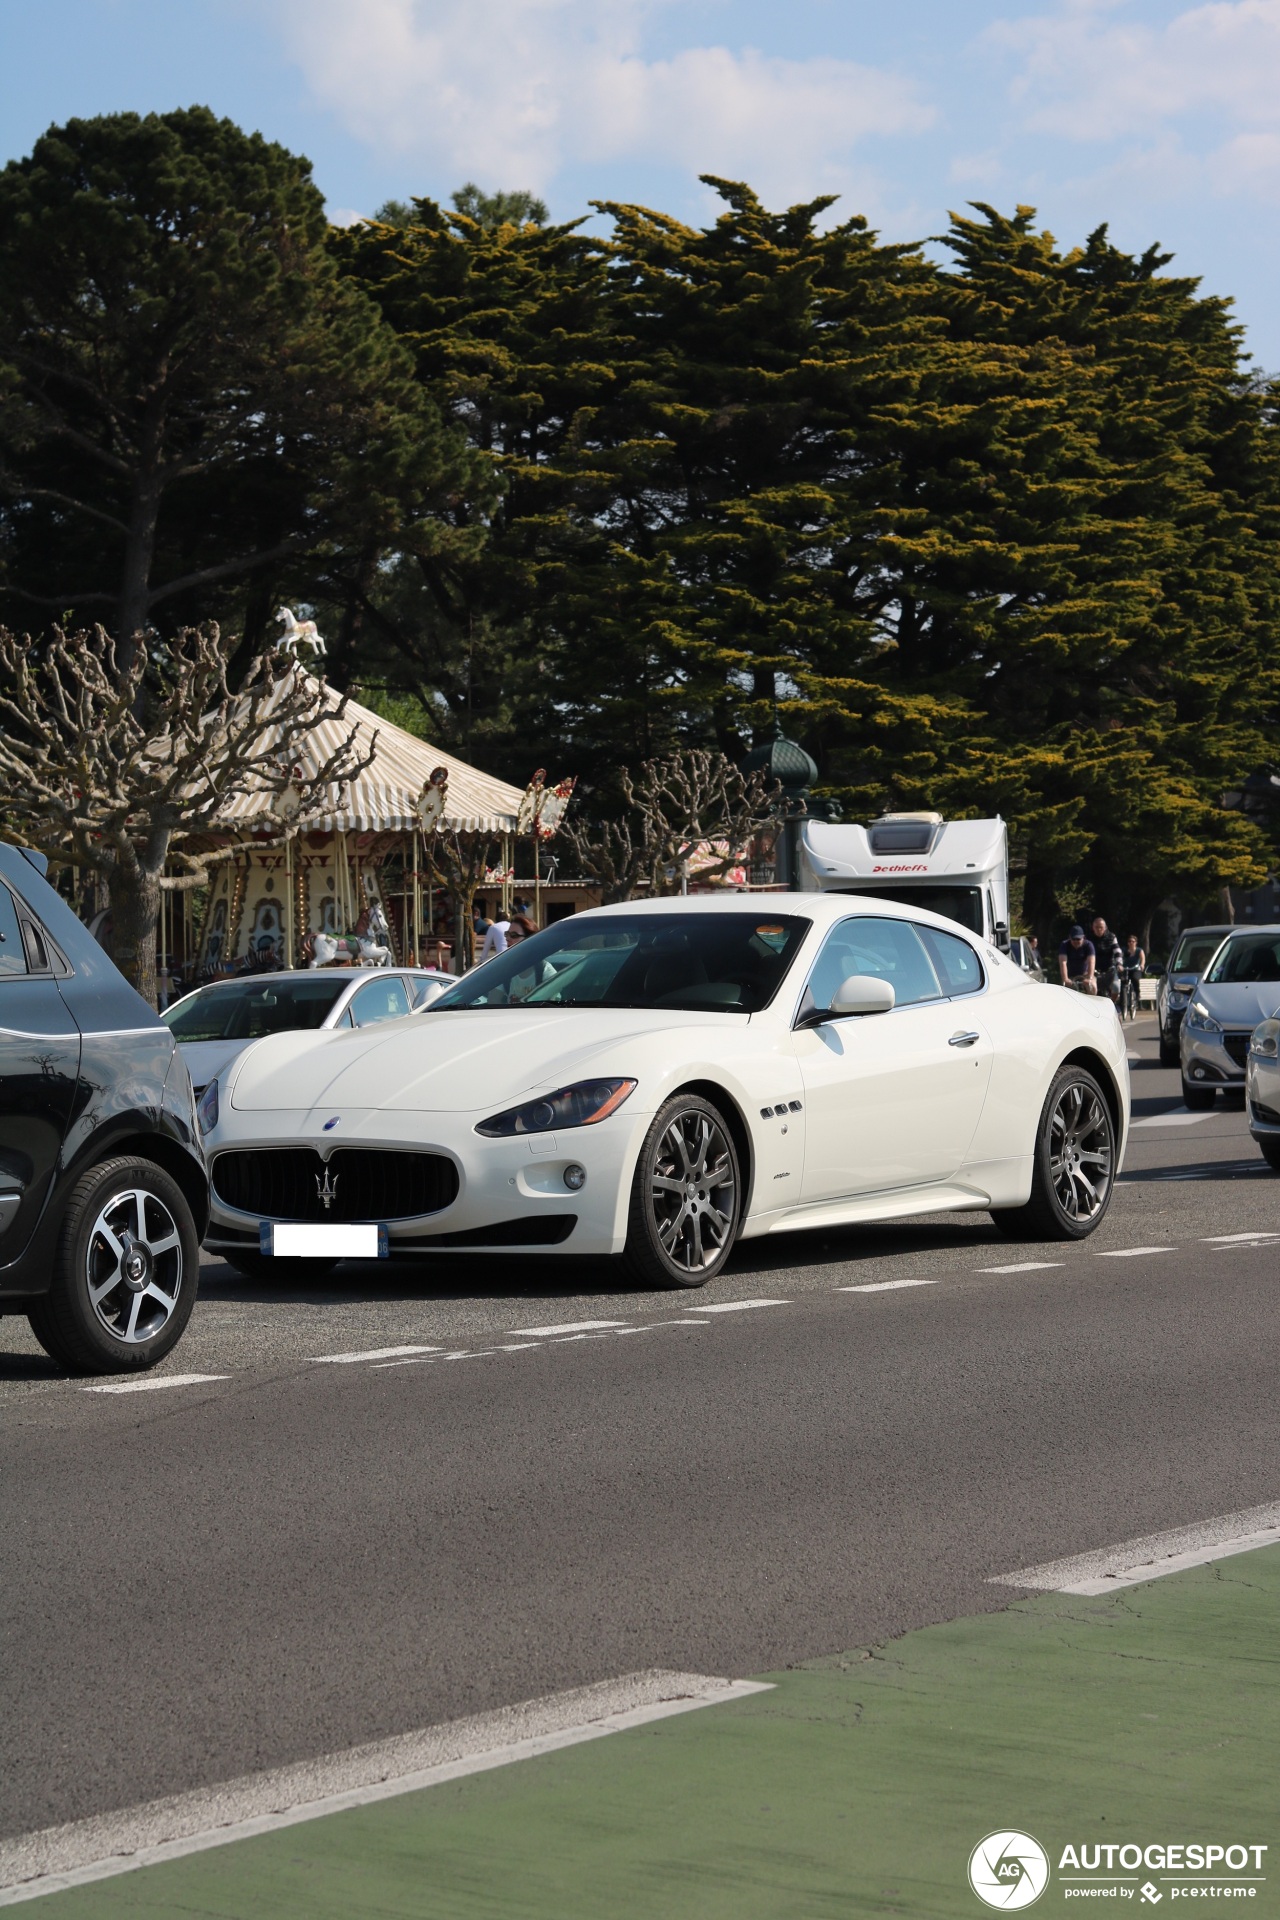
[1058,925,1097,993]
[1091,916,1125,1006]
[1121,934,1145,1020]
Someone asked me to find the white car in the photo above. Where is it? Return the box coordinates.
[161,967,455,1095]
[197,895,1130,1285]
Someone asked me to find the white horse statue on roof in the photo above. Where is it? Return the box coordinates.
[275,607,326,660]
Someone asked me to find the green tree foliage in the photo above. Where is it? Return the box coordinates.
[0,108,480,662]
[450,182,548,230]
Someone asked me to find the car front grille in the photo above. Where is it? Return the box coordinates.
[1223,1032,1251,1069]
[212,1148,459,1222]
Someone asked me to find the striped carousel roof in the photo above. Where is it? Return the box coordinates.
[210,671,524,835]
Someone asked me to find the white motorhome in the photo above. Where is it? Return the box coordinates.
[798,812,1011,949]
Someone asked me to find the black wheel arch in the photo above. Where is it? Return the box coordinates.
[1056,1047,1124,1142]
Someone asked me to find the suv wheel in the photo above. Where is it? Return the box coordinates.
[26,1156,199,1374]
[990,1065,1116,1241]
[621,1094,742,1289]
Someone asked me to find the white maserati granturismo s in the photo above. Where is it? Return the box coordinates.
[198,895,1130,1287]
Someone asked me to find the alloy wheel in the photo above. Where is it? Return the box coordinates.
[648,1110,737,1276]
[85,1187,184,1346]
[1048,1081,1113,1223]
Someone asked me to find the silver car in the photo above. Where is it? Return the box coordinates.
[1179,927,1280,1109]
[1246,1014,1280,1170]
[1157,923,1231,1067]
[160,967,455,1095]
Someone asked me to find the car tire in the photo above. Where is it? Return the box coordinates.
[1159,1037,1179,1068]
[1258,1139,1280,1173]
[621,1093,742,1289]
[26,1156,199,1375]
[1181,1082,1216,1111]
[989,1064,1117,1242]
[221,1252,340,1284]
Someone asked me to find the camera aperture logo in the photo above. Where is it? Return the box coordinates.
[970,1831,1051,1909]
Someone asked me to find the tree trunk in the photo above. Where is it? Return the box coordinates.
[118,417,165,668]
[107,832,170,1008]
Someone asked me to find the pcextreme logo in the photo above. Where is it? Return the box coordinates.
[970,1832,1051,1909]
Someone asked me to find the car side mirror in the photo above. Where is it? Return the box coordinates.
[800,974,896,1026]
[993,920,1010,952]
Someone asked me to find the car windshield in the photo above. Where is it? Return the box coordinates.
[161,975,348,1041]
[1204,933,1280,986]
[430,913,810,1013]
[831,884,984,937]
[1170,931,1228,974]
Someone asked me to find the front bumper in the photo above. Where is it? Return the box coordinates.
[1180,1025,1249,1088]
[1246,1053,1280,1137]
[202,1103,650,1259]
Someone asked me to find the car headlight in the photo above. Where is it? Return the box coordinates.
[197,1078,220,1136]
[1185,1001,1223,1035]
[1250,1020,1280,1059]
[476,1077,637,1138]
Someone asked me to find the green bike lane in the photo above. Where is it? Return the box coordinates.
[18,1545,1279,1918]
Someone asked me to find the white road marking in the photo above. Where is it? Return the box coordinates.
[839,1279,937,1293]
[82,1374,227,1395]
[689,1298,789,1314]
[615,1321,710,1333]
[507,1319,627,1337]
[991,1502,1280,1595]
[1093,1246,1168,1258]
[311,1346,441,1365]
[1129,1109,1214,1128]
[1203,1232,1280,1244]
[551,1333,611,1342]
[498,1343,541,1351]
[975,1261,1064,1274]
[0,1670,774,1905]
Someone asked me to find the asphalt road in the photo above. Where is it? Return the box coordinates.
[3,1016,1278,1841]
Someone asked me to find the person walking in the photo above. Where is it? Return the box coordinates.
[1058,925,1097,993]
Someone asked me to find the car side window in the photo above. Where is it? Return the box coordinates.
[918,925,985,998]
[0,884,28,978]
[350,977,411,1027]
[806,916,942,1012]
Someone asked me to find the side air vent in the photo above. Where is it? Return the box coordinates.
[867,813,945,856]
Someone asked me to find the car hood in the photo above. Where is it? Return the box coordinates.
[178,1037,252,1092]
[228,1007,747,1112]
[1195,982,1280,1026]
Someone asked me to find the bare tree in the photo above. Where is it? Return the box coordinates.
[560,750,781,904]
[0,624,373,1005]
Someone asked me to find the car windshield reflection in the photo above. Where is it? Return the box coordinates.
[431,914,810,1014]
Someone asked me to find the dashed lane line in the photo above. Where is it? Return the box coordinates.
[507,1319,627,1337]
[1129,1108,1216,1128]
[311,1345,442,1365]
[975,1262,1064,1274]
[615,1320,710,1332]
[1093,1246,1168,1258]
[839,1279,937,1294]
[688,1298,789,1314]
[82,1373,228,1395]
[1204,1231,1280,1244]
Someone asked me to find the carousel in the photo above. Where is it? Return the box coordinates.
[168,674,576,983]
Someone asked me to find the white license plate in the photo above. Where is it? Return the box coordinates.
[260,1223,389,1259]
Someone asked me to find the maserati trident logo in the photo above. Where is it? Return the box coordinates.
[316,1167,340,1211]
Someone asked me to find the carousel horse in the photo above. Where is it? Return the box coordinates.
[275,606,326,659]
[305,901,393,968]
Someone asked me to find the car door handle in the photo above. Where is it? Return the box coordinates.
[948,1030,981,1047]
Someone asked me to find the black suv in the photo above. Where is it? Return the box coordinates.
[0,842,207,1373]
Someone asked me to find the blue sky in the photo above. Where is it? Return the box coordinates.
[4,0,1279,364]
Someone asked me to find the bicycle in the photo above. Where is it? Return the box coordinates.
[1119,969,1142,1021]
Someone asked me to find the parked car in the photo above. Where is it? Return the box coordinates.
[0,841,207,1373]
[198,894,1130,1287]
[1008,937,1045,983]
[161,967,454,1095]
[1179,926,1280,1109]
[1156,924,1231,1066]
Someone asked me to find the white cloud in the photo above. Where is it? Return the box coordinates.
[267,0,933,206]
[989,0,1280,141]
